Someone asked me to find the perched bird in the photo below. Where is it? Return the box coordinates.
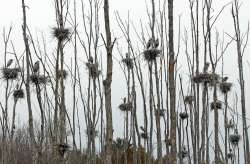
[203,62,210,72]
[140,126,145,132]
[154,38,159,48]
[6,59,13,67]
[88,56,93,63]
[222,76,228,82]
[146,38,153,49]
[33,61,40,73]
[123,97,126,103]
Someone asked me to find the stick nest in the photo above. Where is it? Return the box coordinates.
[210,100,222,110]
[229,134,241,145]
[2,68,21,80]
[86,63,101,78]
[122,57,133,69]
[143,48,161,61]
[30,74,49,85]
[192,73,219,84]
[52,27,70,41]
[119,102,132,112]
[179,112,189,120]
[184,95,194,104]
[13,89,25,99]
[56,143,70,157]
[219,82,232,94]
[155,109,165,117]
[57,69,68,79]
[86,126,98,138]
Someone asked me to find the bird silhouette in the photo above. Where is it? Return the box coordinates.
[154,38,159,48]
[6,59,13,67]
[222,76,228,82]
[140,126,145,132]
[146,38,153,49]
[88,56,93,63]
[33,61,40,73]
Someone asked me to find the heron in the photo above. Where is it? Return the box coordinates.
[154,38,159,48]
[146,38,153,49]
[88,56,93,63]
[6,59,13,67]
[33,61,40,73]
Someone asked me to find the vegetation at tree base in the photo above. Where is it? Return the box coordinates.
[0,0,249,164]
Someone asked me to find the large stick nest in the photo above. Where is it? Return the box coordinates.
[192,73,219,84]
[229,134,241,145]
[140,132,148,139]
[86,63,101,78]
[119,102,132,112]
[179,112,189,120]
[210,100,222,110]
[52,27,70,41]
[2,68,21,80]
[30,74,49,85]
[143,48,161,61]
[13,89,25,99]
[219,82,232,94]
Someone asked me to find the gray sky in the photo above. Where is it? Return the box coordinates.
[0,0,250,161]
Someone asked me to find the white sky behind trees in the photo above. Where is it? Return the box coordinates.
[0,0,250,160]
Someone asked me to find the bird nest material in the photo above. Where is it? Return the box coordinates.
[57,69,68,79]
[210,101,222,110]
[179,112,189,120]
[184,95,194,104]
[229,134,241,145]
[122,57,133,69]
[2,68,21,80]
[155,109,165,117]
[227,152,234,159]
[52,27,70,41]
[13,89,24,99]
[56,143,70,157]
[225,121,234,129]
[141,132,148,139]
[181,148,188,158]
[119,102,132,112]
[219,82,232,94]
[143,48,161,61]
[30,74,49,84]
[85,126,98,138]
[192,73,219,84]
[86,63,101,78]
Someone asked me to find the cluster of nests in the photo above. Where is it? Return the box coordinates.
[143,38,161,61]
[193,72,233,94]
[86,62,101,79]
[52,27,70,41]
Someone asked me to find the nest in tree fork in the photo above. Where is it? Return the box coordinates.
[30,74,49,84]
[13,89,25,99]
[184,95,194,104]
[119,102,132,112]
[57,69,68,79]
[192,73,219,84]
[143,48,161,61]
[52,27,70,41]
[219,82,232,94]
[86,62,101,78]
[179,112,189,120]
[122,57,133,69]
[229,134,241,145]
[2,68,21,80]
[210,100,222,110]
